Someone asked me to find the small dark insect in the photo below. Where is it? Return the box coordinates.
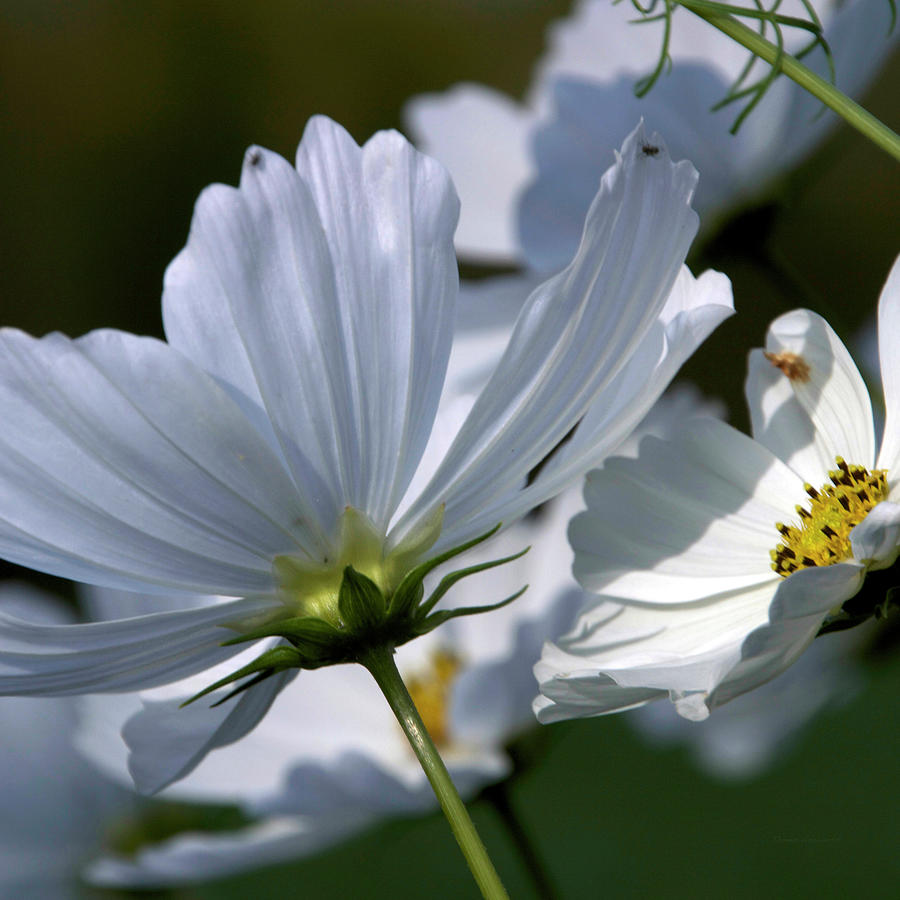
[640,143,659,157]
[247,148,262,166]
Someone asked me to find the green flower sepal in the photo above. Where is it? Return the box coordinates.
[183,524,528,708]
[816,563,900,637]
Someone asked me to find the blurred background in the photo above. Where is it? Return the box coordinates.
[0,1,898,897]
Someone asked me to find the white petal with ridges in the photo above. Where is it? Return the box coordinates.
[570,418,800,602]
[294,118,460,529]
[520,71,734,272]
[163,147,344,549]
[393,124,702,551]
[165,119,459,542]
[0,596,279,695]
[531,266,733,497]
[0,328,310,593]
[535,577,782,722]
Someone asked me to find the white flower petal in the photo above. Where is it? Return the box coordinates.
[0,328,308,594]
[404,83,534,264]
[0,596,278,695]
[531,266,733,497]
[746,348,834,481]
[162,143,347,545]
[761,308,875,468]
[147,665,394,807]
[124,663,297,794]
[520,71,734,271]
[86,815,371,889]
[165,119,459,540]
[709,562,865,712]
[293,118,460,529]
[81,583,221,620]
[534,674,664,724]
[394,123,702,551]
[850,500,900,569]
[536,569,797,723]
[876,255,900,472]
[570,418,801,602]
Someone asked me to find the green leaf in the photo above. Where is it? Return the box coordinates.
[386,578,425,623]
[221,615,344,649]
[180,645,302,707]
[387,523,503,618]
[417,545,529,620]
[411,585,527,637]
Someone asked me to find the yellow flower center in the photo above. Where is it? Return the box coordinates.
[406,649,462,748]
[770,457,889,577]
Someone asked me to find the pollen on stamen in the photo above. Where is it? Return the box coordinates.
[764,350,811,382]
[771,457,889,576]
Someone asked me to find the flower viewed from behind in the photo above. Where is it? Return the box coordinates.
[407,0,896,270]
[75,495,584,887]
[0,116,732,790]
[536,255,900,723]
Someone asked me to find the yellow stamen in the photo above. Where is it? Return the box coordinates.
[771,457,888,577]
[406,649,462,748]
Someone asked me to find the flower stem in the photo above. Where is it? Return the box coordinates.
[360,646,510,900]
[680,2,900,163]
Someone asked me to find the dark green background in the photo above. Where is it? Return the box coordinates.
[1,2,898,897]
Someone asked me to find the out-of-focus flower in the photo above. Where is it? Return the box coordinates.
[0,584,132,900]
[535,255,900,723]
[407,0,896,269]
[0,117,732,791]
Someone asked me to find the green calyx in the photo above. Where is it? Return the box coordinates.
[182,522,528,708]
[816,564,900,637]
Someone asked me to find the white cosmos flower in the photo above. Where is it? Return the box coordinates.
[0,117,732,787]
[0,585,133,900]
[535,254,900,723]
[407,0,897,268]
[80,386,719,886]
[77,494,584,887]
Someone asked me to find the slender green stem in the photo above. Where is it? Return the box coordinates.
[680,2,900,163]
[360,646,510,900]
